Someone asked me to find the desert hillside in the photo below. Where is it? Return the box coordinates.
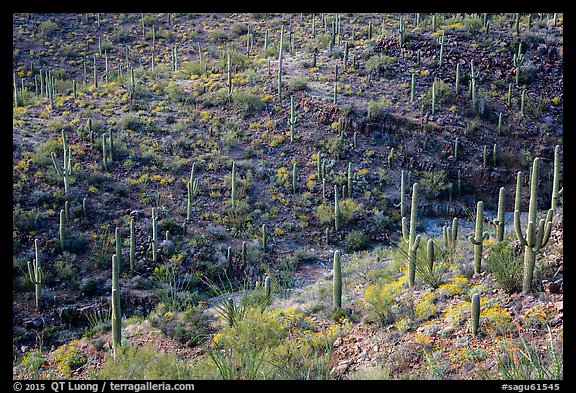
[12,12,563,381]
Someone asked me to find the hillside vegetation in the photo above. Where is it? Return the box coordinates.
[12,12,563,380]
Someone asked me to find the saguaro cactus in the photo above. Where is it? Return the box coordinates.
[111,253,122,354]
[468,200,489,273]
[187,162,199,221]
[51,130,72,193]
[513,41,525,87]
[129,219,135,273]
[333,250,342,312]
[493,187,506,243]
[241,241,247,268]
[551,145,561,211]
[278,24,285,99]
[438,30,445,68]
[231,162,237,211]
[426,238,435,273]
[334,184,341,231]
[399,170,407,218]
[402,183,421,288]
[443,217,459,250]
[102,133,109,171]
[398,15,405,47]
[347,162,353,197]
[115,227,122,272]
[410,73,416,102]
[59,209,66,252]
[471,293,480,336]
[292,162,298,194]
[262,223,267,252]
[289,95,297,143]
[264,275,271,299]
[514,158,554,293]
[151,207,158,263]
[27,239,43,310]
[455,63,460,95]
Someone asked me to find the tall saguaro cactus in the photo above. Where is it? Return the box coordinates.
[443,217,459,250]
[59,209,66,252]
[115,227,122,273]
[551,145,562,211]
[51,130,72,193]
[231,162,237,211]
[333,250,342,312]
[493,187,506,243]
[426,238,435,273]
[151,207,158,263]
[347,162,353,197]
[334,184,340,231]
[129,218,135,273]
[111,253,122,354]
[402,183,421,288]
[292,162,298,194]
[468,200,489,274]
[278,24,285,100]
[513,41,525,87]
[289,95,297,143]
[514,158,554,293]
[27,239,43,310]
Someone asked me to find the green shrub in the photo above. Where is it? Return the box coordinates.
[149,303,212,347]
[365,54,396,78]
[31,138,62,167]
[315,203,333,226]
[485,241,523,294]
[96,345,196,379]
[363,276,407,325]
[462,15,483,34]
[367,97,391,121]
[345,230,369,251]
[288,76,309,92]
[339,198,364,224]
[37,20,59,38]
[230,89,264,118]
[418,170,448,199]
